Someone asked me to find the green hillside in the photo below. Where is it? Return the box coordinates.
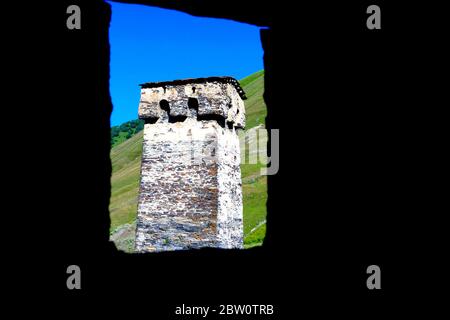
[109,70,267,251]
[111,119,144,148]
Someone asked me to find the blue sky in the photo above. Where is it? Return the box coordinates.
[108,2,264,125]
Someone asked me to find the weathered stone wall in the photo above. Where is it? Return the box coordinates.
[135,79,245,252]
[138,81,245,128]
[216,128,243,248]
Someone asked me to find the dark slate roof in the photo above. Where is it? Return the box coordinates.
[139,76,247,100]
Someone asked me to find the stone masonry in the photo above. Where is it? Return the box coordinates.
[135,77,246,252]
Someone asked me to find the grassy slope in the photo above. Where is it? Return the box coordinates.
[110,131,143,231]
[109,70,267,246]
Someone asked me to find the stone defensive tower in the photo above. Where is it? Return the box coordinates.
[135,77,246,252]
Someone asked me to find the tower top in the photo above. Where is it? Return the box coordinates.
[140,76,247,100]
[138,76,246,129]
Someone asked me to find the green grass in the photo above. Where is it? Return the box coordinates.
[109,70,267,247]
[109,131,143,230]
[239,70,266,129]
[242,174,267,245]
[112,131,130,147]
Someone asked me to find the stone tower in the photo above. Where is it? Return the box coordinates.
[135,77,246,252]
